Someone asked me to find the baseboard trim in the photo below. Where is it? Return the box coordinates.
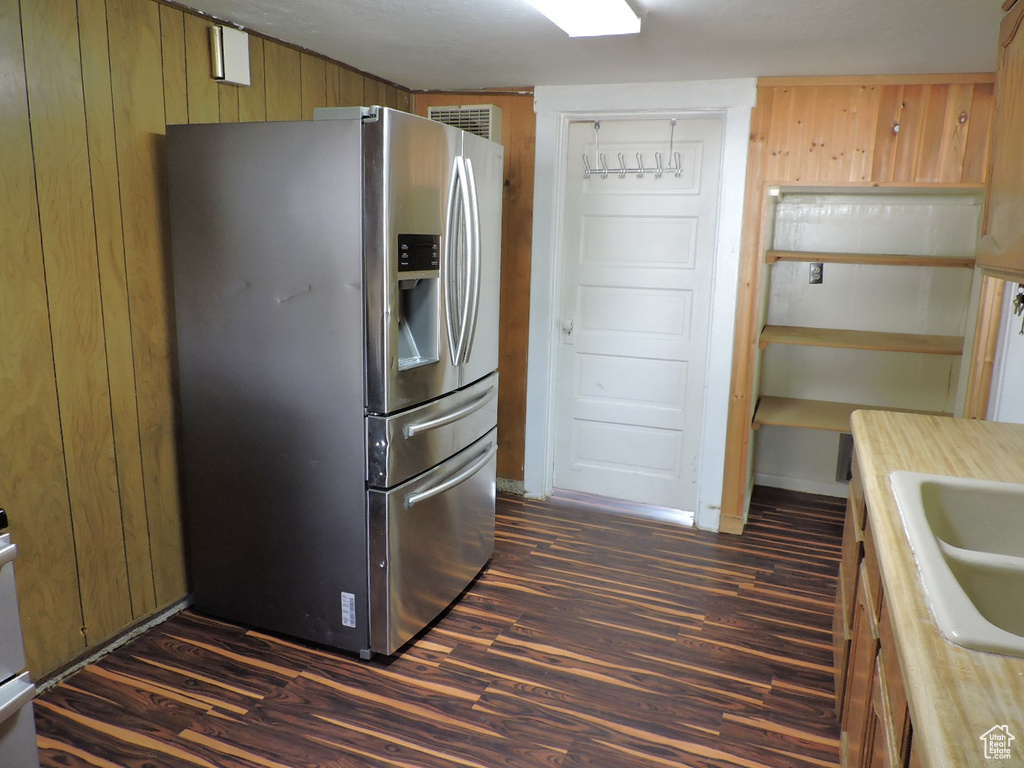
[37,597,192,693]
[496,476,526,496]
[753,473,849,499]
[550,489,695,527]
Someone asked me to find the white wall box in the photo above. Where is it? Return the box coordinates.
[209,25,250,86]
[750,188,984,497]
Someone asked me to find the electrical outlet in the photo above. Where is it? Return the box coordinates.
[809,262,824,284]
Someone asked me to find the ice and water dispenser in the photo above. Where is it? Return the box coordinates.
[396,234,441,370]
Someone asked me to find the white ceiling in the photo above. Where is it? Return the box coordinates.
[178,0,1004,91]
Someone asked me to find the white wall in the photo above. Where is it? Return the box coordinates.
[523,79,756,531]
[989,281,1024,424]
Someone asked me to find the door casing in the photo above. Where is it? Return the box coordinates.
[523,80,756,531]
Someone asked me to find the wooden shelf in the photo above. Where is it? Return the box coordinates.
[765,250,975,269]
[752,396,951,432]
[759,325,964,356]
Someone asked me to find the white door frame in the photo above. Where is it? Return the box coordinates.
[523,80,756,531]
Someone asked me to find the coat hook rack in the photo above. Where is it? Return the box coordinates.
[582,119,685,180]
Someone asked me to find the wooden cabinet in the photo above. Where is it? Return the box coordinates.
[834,450,915,768]
[979,3,1024,279]
[833,456,865,716]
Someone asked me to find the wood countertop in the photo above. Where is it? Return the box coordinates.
[850,410,1024,767]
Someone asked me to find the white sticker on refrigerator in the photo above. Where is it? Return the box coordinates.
[341,592,356,628]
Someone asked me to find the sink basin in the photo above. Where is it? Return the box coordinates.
[920,479,1024,558]
[890,471,1024,658]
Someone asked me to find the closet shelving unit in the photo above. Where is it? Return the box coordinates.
[750,187,983,488]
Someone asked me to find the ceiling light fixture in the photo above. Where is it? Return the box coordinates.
[524,0,641,38]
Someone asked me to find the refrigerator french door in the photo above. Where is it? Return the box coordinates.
[457,130,503,387]
[167,107,503,658]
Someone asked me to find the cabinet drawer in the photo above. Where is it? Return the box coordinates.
[842,574,880,765]
[0,536,27,683]
[833,575,851,717]
[870,654,905,768]
[908,735,922,768]
[839,498,862,634]
[862,520,883,623]
[850,454,866,532]
[878,598,910,761]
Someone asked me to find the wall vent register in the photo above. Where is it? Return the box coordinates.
[428,105,503,143]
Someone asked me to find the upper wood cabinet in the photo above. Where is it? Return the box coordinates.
[979,4,1024,280]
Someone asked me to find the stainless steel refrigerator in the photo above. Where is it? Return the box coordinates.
[166,107,503,658]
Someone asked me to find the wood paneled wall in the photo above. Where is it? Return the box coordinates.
[719,75,998,534]
[414,92,536,481]
[1,0,410,677]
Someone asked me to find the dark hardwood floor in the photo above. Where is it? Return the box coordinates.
[34,487,846,768]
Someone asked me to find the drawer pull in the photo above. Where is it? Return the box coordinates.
[404,441,497,509]
[403,386,495,438]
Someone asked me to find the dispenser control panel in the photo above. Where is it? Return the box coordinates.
[398,234,440,274]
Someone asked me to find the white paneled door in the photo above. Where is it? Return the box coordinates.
[553,117,723,511]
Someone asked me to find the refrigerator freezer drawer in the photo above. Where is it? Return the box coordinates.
[0,536,26,683]
[0,673,40,768]
[366,372,498,488]
[368,428,497,655]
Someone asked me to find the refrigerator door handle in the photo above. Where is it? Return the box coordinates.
[453,156,475,365]
[443,157,462,365]
[403,384,497,438]
[0,672,35,727]
[404,439,497,509]
[460,157,482,364]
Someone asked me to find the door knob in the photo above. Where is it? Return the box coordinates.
[561,319,574,335]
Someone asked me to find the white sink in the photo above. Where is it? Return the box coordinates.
[890,471,1024,658]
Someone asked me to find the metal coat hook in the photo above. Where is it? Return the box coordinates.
[582,118,686,179]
